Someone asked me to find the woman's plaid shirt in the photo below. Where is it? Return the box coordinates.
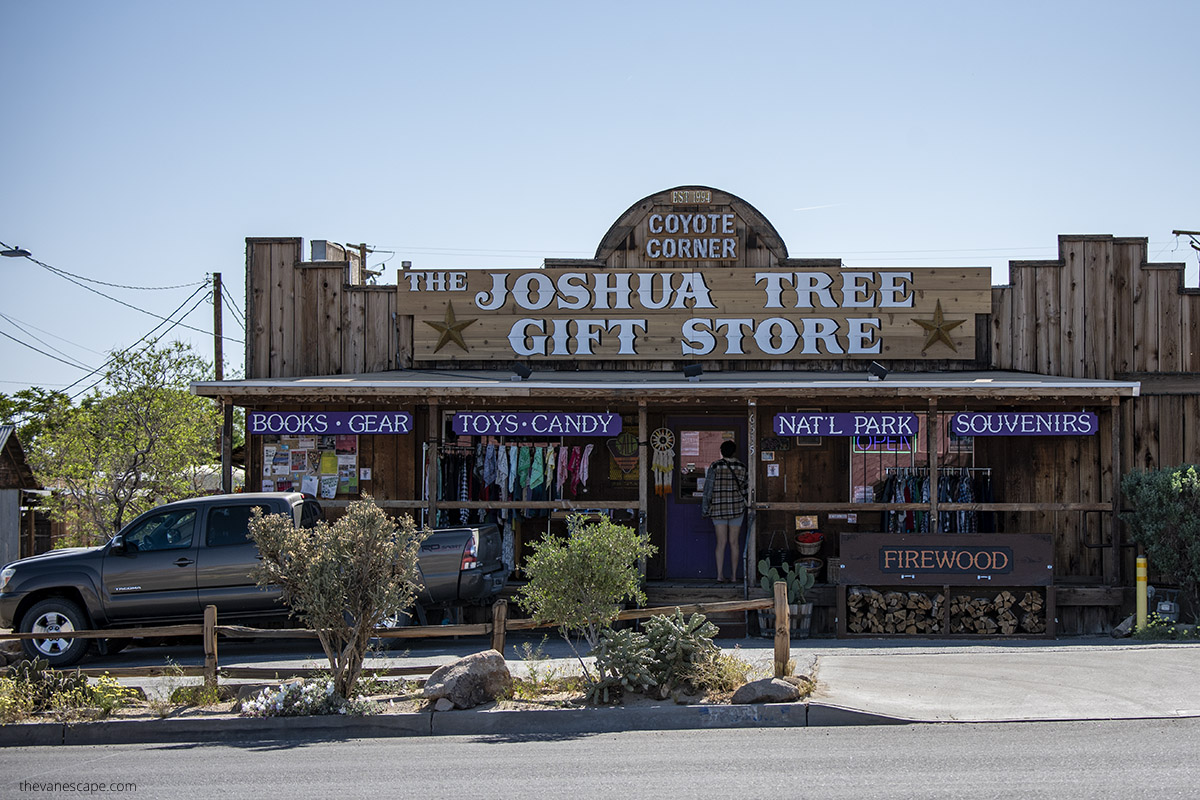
[702,458,748,519]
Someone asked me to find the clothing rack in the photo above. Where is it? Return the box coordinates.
[884,467,991,475]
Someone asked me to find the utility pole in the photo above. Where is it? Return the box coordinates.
[1172,230,1200,251]
[213,273,233,493]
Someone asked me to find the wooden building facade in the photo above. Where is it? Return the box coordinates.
[195,186,1193,637]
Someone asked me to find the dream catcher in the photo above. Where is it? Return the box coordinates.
[650,427,675,496]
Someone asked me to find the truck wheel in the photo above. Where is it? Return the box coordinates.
[20,598,91,667]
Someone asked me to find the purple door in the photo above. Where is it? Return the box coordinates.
[664,415,747,579]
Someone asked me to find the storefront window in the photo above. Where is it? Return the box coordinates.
[677,429,735,500]
[849,413,977,503]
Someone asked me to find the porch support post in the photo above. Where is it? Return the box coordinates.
[221,400,234,494]
[927,398,939,531]
[1110,396,1122,585]
[638,400,648,577]
[426,401,439,528]
[746,399,758,593]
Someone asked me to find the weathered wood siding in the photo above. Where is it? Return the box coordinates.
[246,239,396,378]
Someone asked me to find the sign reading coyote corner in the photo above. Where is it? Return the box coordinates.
[399,266,990,362]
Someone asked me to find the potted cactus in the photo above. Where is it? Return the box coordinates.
[757,559,815,638]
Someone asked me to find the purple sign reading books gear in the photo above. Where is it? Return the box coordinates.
[453,412,621,437]
[773,412,919,437]
[248,411,413,435]
[950,411,1099,436]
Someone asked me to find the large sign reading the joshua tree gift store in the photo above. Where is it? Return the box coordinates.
[396,187,990,362]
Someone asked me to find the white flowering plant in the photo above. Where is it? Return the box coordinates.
[240,677,378,717]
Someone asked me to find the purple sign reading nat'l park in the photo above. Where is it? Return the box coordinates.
[453,412,621,437]
[774,412,919,437]
[950,412,1098,436]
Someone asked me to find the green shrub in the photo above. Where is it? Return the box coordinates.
[0,661,139,723]
[1121,466,1200,621]
[682,647,756,694]
[1132,612,1200,641]
[517,513,656,676]
[0,678,34,723]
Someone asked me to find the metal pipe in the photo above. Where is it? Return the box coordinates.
[1136,555,1148,629]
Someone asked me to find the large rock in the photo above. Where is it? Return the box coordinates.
[423,649,512,710]
[730,677,803,705]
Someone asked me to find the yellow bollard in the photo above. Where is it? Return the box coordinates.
[1136,556,1148,630]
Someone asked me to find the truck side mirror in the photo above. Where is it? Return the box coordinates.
[109,534,128,555]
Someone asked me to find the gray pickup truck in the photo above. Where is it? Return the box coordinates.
[0,493,508,666]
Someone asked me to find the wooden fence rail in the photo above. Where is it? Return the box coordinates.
[1,586,793,686]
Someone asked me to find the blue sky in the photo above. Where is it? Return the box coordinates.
[2,1,1197,393]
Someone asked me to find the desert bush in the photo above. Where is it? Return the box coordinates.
[0,660,138,723]
[517,513,656,676]
[250,496,428,700]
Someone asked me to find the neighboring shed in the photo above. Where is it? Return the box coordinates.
[0,426,40,565]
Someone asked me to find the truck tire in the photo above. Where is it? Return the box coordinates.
[20,598,91,668]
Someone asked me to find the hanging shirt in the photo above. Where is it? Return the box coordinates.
[529,446,545,490]
[544,446,557,500]
[557,445,571,496]
[507,445,520,494]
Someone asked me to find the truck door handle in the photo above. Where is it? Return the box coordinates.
[174,557,195,567]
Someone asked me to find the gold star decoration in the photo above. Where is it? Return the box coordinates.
[913,299,966,354]
[423,301,477,353]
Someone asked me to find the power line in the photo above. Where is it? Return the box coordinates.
[0,311,107,355]
[0,327,92,371]
[39,262,207,291]
[58,282,211,396]
[68,288,214,401]
[0,313,96,369]
[0,243,239,342]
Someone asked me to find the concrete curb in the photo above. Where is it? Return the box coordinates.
[0,701,906,746]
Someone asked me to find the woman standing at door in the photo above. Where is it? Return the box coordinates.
[701,440,748,583]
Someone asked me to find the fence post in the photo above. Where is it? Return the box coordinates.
[491,599,508,656]
[203,604,218,690]
[773,580,790,678]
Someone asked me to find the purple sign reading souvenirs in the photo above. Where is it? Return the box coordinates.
[248,411,413,435]
[774,412,919,437]
[950,412,1098,436]
[453,412,621,437]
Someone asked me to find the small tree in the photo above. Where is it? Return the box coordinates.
[1121,465,1200,622]
[28,340,220,544]
[248,497,429,700]
[516,514,656,678]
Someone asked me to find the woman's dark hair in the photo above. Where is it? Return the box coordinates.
[720,440,737,458]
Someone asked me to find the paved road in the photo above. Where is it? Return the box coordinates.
[3,719,1197,799]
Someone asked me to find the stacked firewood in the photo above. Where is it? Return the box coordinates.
[950,590,1046,634]
[847,587,1047,635]
[1018,590,1047,634]
[846,588,944,634]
